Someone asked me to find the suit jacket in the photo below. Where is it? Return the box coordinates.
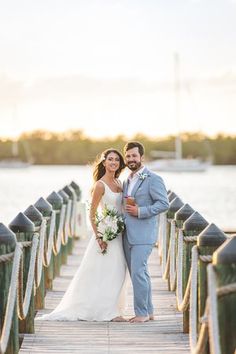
[123,167,169,245]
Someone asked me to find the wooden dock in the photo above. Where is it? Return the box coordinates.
[19,237,190,354]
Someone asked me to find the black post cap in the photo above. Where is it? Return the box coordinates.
[175,203,195,222]
[47,191,63,210]
[213,235,236,265]
[70,180,80,190]
[0,223,17,246]
[24,205,43,226]
[183,211,208,233]
[70,181,82,200]
[63,185,74,198]
[198,223,227,247]
[9,212,35,233]
[168,191,177,202]
[169,197,184,213]
[58,190,69,204]
[34,197,52,217]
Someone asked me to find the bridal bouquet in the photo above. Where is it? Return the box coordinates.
[96,205,124,254]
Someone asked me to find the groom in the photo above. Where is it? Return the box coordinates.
[123,141,169,323]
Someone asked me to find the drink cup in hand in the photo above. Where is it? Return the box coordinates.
[125,196,136,206]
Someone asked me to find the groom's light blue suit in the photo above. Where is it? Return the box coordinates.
[123,167,169,316]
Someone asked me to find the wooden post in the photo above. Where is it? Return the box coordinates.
[166,196,184,290]
[212,235,236,354]
[58,190,69,264]
[63,185,75,255]
[34,197,53,290]
[197,223,227,354]
[24,205,45,310]
[197,224,227,329]
[0,223,19,354]
[182,211,208,333]
[9,213,35,334]
[47,191,63,277]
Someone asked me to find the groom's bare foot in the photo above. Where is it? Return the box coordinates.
[129,316,149,323]
[111,316,127,322]
[149,315,154,320]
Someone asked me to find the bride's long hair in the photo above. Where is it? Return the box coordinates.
[92,148,126,182]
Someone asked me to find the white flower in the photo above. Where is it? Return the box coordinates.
[96,205,125,254]
[103,216,118,233]
[97,221,107,235]
[138,172,148,180]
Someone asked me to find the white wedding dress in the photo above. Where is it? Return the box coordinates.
[38,181,127,321]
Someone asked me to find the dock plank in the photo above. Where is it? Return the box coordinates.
[20,238,190,353]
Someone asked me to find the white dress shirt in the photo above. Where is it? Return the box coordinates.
[127,166,145,196]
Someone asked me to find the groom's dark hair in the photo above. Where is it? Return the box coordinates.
[123,141,145,156]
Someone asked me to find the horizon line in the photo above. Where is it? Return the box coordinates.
[0,129,235,141]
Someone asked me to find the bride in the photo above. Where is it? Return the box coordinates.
[37,148,127,322]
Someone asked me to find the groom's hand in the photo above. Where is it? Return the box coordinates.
[125,204,138,217]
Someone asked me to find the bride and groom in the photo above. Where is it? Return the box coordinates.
[38,141,169,323]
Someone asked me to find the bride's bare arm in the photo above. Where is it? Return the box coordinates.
[89,181,104,236]
[89,182,107,251]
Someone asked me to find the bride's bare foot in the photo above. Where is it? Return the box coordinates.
[129,316,149,323]
[111,316,127,322]
[149,314,154,320]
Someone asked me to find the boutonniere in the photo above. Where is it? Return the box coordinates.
[138,172,148,181]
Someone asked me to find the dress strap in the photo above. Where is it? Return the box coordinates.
[99,180,107,188]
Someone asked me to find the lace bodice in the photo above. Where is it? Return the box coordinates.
[99,181,123,214]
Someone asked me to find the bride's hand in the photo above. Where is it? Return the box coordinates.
[97,238,107,252]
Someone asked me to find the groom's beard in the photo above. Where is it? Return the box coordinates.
[126,161,142,171]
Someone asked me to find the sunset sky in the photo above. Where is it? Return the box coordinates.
[0,0,236,138]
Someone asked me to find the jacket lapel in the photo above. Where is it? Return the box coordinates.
[131,178,143,197]
[131,167,150,197]
[123,179,129,197]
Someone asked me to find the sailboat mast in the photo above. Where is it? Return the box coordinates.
[174,52,182,160]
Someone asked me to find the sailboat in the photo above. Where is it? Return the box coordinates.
[148,53,211,172]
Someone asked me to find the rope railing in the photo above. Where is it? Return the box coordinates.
[71,191,78,237]
[53,205,66,255]
[63,199,72,246]
[17,234,39,320]
[0,253,14,264]
[158,194,236,354]
[189,246,200,352]
[160,213,167,274]
[176,228,191,311]
[207,264,221,354]
[0,244,22,354]
[0,182,85,354]
[44,211,56,267]
[35,219,47,287]
[163,219,176,291]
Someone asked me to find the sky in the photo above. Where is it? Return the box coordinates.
[0,0,236,139]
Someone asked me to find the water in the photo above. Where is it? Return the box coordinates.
[0,165,235,231]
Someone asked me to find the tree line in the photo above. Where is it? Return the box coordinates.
[0,130,236,165]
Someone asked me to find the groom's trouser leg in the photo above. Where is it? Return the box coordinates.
[131,244,154,317]
[123,235,131,274]
[146,265,154,315]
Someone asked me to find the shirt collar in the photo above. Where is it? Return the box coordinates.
[128,166,146,180]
